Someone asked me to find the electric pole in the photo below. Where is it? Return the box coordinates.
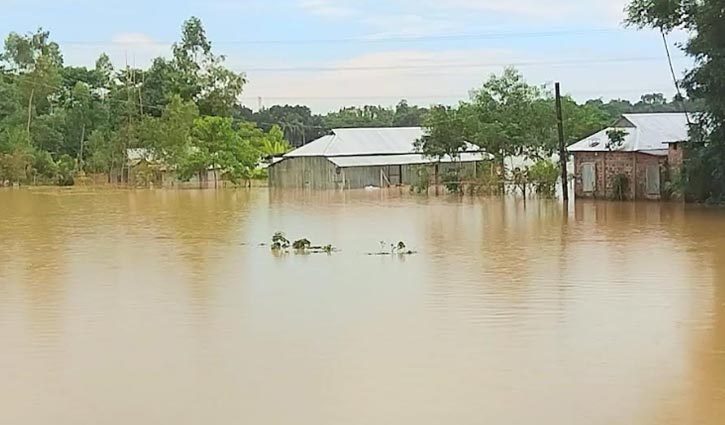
[555,82,569,202]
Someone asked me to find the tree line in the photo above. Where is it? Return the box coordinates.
[0,15,700,187]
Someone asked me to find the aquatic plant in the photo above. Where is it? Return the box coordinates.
[270,233,335,255]
[292,238,312,251]
[271,232,290,250]
[367,241,417,256]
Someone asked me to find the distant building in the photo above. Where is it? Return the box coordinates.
[567,113,690,201]
[268,127,487,190]
[125,149,225,188]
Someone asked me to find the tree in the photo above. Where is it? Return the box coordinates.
[393,99,428,127]
[197,59,246,117]
[141,95,198,165]
[179,116,260,186]
[1,29,63,137]
[627,0,725,202]
[416,105,466,160]
[606,129,627,151]
[562,96,612,145]
[323,105,395,128]
[416,105,467,193]
[463,67,554,163]
[259,125,291,157]
[170,17,246,116]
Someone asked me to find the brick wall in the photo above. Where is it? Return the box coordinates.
[668,142,684,171]
[573,151,667,200]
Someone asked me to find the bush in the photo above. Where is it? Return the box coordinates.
[32,149,59,182]
[466,161,503,195]
[56,154,76,186]
[528,160,559,197]
[410,165,430,194]
[442,168,462,194]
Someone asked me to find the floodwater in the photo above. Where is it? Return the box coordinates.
[0,188,724,425]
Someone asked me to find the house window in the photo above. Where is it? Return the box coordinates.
[646,164,661,195]
[582,163,596,193]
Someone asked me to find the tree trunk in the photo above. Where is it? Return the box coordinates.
[498,154,506,194]
[78,124,86,172]
[434,163,440,196]
[26,88,35,136]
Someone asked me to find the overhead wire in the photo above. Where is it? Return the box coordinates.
[55,28,623,46]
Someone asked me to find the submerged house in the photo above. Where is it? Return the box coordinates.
[567,113,690,201]
[268,127,487,190]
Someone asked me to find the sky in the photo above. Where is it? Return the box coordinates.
[0,0,693,112]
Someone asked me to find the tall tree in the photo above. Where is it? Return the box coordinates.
[627,0,725,202]
[415,105,466,160]
[1,29,62,137]
[463,67,554,163]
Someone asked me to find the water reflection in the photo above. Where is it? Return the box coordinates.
[0,188,723,424]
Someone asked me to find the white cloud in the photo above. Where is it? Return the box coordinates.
[240,45,690,112]
[61,33,170,69]
[242,48,515,111]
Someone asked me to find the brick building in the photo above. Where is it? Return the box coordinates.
[567,113,690,201]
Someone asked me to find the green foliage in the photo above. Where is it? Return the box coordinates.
[260,125,291,156]
[55,153,75,186]
[409,165,430,194]
[0,148,31,184]
[0,14,712,192]
[415,105,466,161]
[271,233,335,255]
[271,232,290,250]
[611,174,630,201]
[177,116,261,185]
[626,0,725,202]
[606,129,627,151]
[463,67,555,161]
[31,148,58,181]
[141,95,198,164]
[442,168,462,194]
[292,238,311,251]
[528,160,560,197]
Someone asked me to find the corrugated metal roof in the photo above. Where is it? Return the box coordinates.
[285,127,425,157]
[329,152,488,168]
[568,113,689,153]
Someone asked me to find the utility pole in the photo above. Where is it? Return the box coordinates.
[555,82,569,202]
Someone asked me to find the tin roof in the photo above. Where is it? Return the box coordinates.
[285,127,427,157]
[328,152,488,168]
[567,113,690,153]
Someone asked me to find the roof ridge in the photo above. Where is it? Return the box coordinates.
[331,126,422,131]
[321,133,337,156]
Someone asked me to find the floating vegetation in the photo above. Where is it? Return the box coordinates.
[271,232,291,251]
[292,238,311,250]
[270,232,337,255]
[366,241,417,256]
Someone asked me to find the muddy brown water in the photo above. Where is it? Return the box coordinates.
[0,188,723,424]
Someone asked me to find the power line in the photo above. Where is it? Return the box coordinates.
[55,28,623,46]
[241,55,688,73]
[240,88,676,101]
[661,30,691,125]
